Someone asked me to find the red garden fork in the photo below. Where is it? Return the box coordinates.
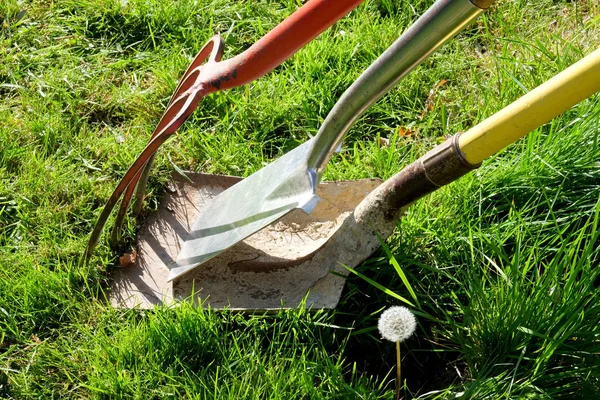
[82,0,365,264]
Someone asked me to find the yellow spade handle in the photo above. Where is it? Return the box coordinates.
[459,47,600,165]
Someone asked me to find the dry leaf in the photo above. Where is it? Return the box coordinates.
[420,79,448,119]
[119,250,137,267]
[376,136,391,148]
[397,126,415,137]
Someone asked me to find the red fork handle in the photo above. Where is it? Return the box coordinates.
[214,0,364,89]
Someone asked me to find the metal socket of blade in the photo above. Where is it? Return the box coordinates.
[355,134,479,224]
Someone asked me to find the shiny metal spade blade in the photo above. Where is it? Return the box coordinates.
[170,137,319,281]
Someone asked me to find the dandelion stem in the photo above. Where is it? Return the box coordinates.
[395,341,401,400]
[378,306,415,399]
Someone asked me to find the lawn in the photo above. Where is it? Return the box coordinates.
[1,0,600,398]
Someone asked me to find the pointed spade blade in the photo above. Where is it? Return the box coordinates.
[169,138,319,281]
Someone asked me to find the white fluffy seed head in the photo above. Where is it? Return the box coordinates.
[378,306,417,343]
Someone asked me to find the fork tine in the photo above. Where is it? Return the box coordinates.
[83,82,209,265]
[108,37,224,246]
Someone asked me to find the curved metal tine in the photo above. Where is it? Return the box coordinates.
[83,66,211,265]
[168,36,224,108]
[108,83,209,245]
[108,37,224,245]
[133,37,224,214]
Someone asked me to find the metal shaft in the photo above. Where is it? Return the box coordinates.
[306,0,487,177]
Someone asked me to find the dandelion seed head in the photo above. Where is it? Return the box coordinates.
[377,306,416,343]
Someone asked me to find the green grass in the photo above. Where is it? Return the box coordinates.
[1,0,600,398]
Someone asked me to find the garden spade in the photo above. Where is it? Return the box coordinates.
[171,0,496,281]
